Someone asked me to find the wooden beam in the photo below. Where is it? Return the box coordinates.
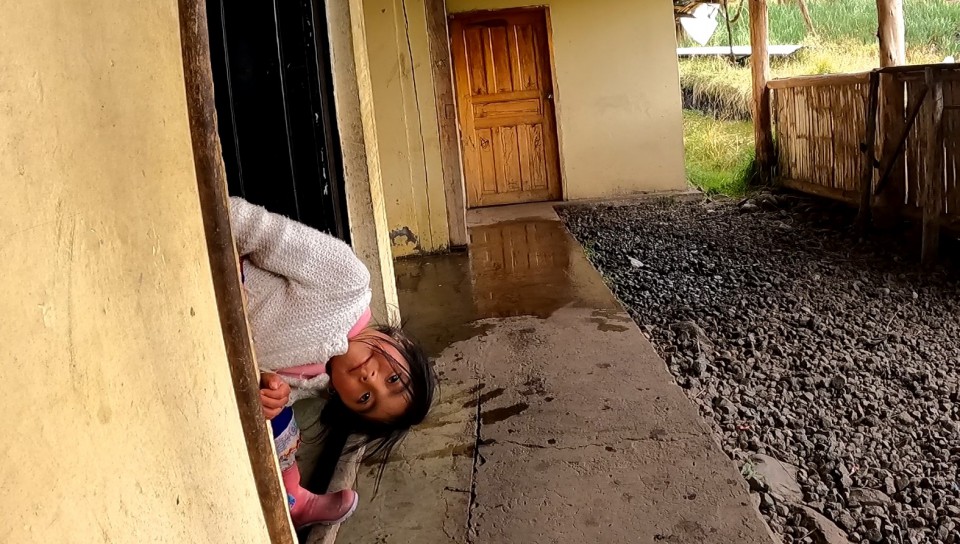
[876,0,906,67]
[176,0,296,542]
[856,71,880,232]
[921,67,944,267]
[878,63,960,75]
[781,178,860,204]
[424,0,467,248]
[873,82,929,196]
[749,0,773,183]
[767,72,870,89]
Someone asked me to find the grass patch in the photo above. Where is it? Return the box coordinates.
[697,0,960,53]
[680,0,958,194]
[680,0,959,119]
[683,110,754,196]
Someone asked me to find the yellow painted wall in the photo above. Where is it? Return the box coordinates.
[328,0,402,322]
[0,2,272,542]
[363,0,450,256]
[446,0,687,199]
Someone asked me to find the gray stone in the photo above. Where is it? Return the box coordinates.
[836,511,858,532]
[863,518,883,542]
[896,412,917,426]
[837,464,854,490]
[559,198,960,544]
[883,475,897,495]
[798,506,851,544]
[748,454,804,504]
[848,488,892,507]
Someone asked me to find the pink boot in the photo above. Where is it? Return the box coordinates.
[273,408,359,528]
[281,461,359,528]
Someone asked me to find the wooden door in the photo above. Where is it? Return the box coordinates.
[450,9,562,208]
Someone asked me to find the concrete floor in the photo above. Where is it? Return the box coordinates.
[335,204,777,544]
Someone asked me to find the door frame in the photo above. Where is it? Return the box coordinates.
[435,5,566,221]
[205,0,350,242]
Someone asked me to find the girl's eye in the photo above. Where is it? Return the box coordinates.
[387,374,401,384]
[359,392,371,404]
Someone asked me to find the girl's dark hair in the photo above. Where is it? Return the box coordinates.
[315,325,436,490]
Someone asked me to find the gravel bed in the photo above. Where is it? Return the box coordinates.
[559,194,960,544]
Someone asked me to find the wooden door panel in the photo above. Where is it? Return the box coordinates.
[452,9,561,208]
[473,98,540,120]
[464,28,488,95]
[513,24,540,91]
[496,125,522,191]
[472,90,540,104]
[477,127,498,194]
[519,124,549,191]
[488,27,513,93]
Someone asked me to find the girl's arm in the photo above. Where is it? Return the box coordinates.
[228,196,370,292]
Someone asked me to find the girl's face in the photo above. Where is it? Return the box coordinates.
[328,330,412,423]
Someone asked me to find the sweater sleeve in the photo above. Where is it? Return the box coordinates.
[228,196,370,292]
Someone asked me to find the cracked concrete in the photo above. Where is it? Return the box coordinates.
[335,205,775,544]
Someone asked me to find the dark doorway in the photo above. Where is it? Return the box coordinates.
[205,0,352,514]
[206,0,349,242]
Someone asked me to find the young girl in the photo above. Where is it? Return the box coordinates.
[229,196,436,529]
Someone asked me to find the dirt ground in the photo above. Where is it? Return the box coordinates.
[560,194,960,544]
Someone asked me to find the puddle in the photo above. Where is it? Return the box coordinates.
[395,219,618,355]
[588,309,632,332]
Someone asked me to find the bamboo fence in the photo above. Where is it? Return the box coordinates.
[769,64,960,263]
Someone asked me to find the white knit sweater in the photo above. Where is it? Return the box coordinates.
[229,197,372,403]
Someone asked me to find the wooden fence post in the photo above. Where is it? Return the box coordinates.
[857,71,880,232]
[876,0,906,67]
[874,0,906,226]
[749,0,773,183]
[921,67,944,267]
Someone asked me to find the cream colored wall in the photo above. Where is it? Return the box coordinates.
[0,2,272,542]
[447,0,687,199]
[363,0,450,256]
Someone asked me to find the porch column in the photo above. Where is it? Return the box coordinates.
[875,0,907,224]
[325,0,401,323]
[748,0,773,183]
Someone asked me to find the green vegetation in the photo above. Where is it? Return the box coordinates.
[699,0,959,53]
[681,0,958,120]
[680,0,960,195]
[683,110,754,196]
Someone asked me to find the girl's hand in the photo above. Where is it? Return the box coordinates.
[259,372,290,420]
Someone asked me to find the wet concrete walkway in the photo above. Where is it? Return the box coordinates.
[336,204,776,543]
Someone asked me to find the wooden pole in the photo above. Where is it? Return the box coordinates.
[874,0,906,226]
[857,71,880,232]
[749,0,773,183]
[921,67,944,267]
[876,0,906,67]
